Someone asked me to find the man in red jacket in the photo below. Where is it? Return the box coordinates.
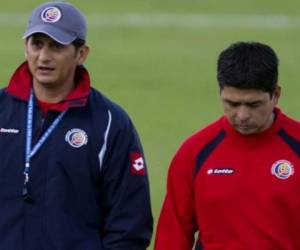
[155,41,300,250]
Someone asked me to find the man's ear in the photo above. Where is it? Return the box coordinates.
[273,85,281,104]
[77,45,90,65]
[24,38,29,60]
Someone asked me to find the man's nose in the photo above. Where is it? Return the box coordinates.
[38,46,51,61]
[236,106,251,122]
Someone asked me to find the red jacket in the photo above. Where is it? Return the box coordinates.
[155,108,300,250]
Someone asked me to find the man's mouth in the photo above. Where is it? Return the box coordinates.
[235,124,252,130]
[37,66,55,72]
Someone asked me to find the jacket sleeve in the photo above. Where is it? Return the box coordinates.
[154,141,198,250]
[100,113,153,250]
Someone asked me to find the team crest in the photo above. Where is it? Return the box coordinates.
[65,129,88,148]
[271,160,294,180]
[41,7,62,23]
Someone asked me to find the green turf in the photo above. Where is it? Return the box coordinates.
[1,1,300,249]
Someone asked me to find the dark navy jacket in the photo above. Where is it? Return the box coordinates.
[0,63,153,250]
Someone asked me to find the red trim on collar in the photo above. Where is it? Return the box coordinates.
[37,99,57,115]
[6,62,32,101]
[6,62,91,112]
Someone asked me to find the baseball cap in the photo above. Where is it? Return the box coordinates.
[23,1,87,45]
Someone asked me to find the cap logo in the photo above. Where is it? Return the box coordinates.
[65,128,88,148]
[41,7,62,23]
[271,160,294,180]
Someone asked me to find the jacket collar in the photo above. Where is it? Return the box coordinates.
[6,62,91,112]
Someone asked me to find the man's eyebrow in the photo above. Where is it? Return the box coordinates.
[223,99,263,105]
[223,99,240,104]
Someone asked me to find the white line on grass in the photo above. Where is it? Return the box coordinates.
[0,13,300,29]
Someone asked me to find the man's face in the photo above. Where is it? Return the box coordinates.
[220,86,280,135]
[25,34,88,89]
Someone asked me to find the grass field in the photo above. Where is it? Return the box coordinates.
[1,1,300,249]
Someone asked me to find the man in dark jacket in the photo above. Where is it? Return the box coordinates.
[0,2,153,249]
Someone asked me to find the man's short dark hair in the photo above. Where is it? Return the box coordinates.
[72,38,85,50]
[217,41,279,95]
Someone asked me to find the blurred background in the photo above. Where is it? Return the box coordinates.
[1,0,300,249]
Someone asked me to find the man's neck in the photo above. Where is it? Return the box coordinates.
[33,81,75,103]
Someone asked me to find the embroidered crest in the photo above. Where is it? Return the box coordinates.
[271,160,294,180]
[65,128,88,148]
[41,7,62,23]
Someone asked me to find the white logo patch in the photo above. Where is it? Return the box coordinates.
[0,128,19,134]
[207,168,234,175]
[133,157,144,171]
[65,128,88,148]
[130,152,146,176]
[41,7,62,23]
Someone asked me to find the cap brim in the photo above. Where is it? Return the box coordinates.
[23,24,76,45]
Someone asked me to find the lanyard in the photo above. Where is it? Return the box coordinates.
[23,89,67,199]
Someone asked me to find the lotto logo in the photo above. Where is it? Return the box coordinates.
[130,152,145,176]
